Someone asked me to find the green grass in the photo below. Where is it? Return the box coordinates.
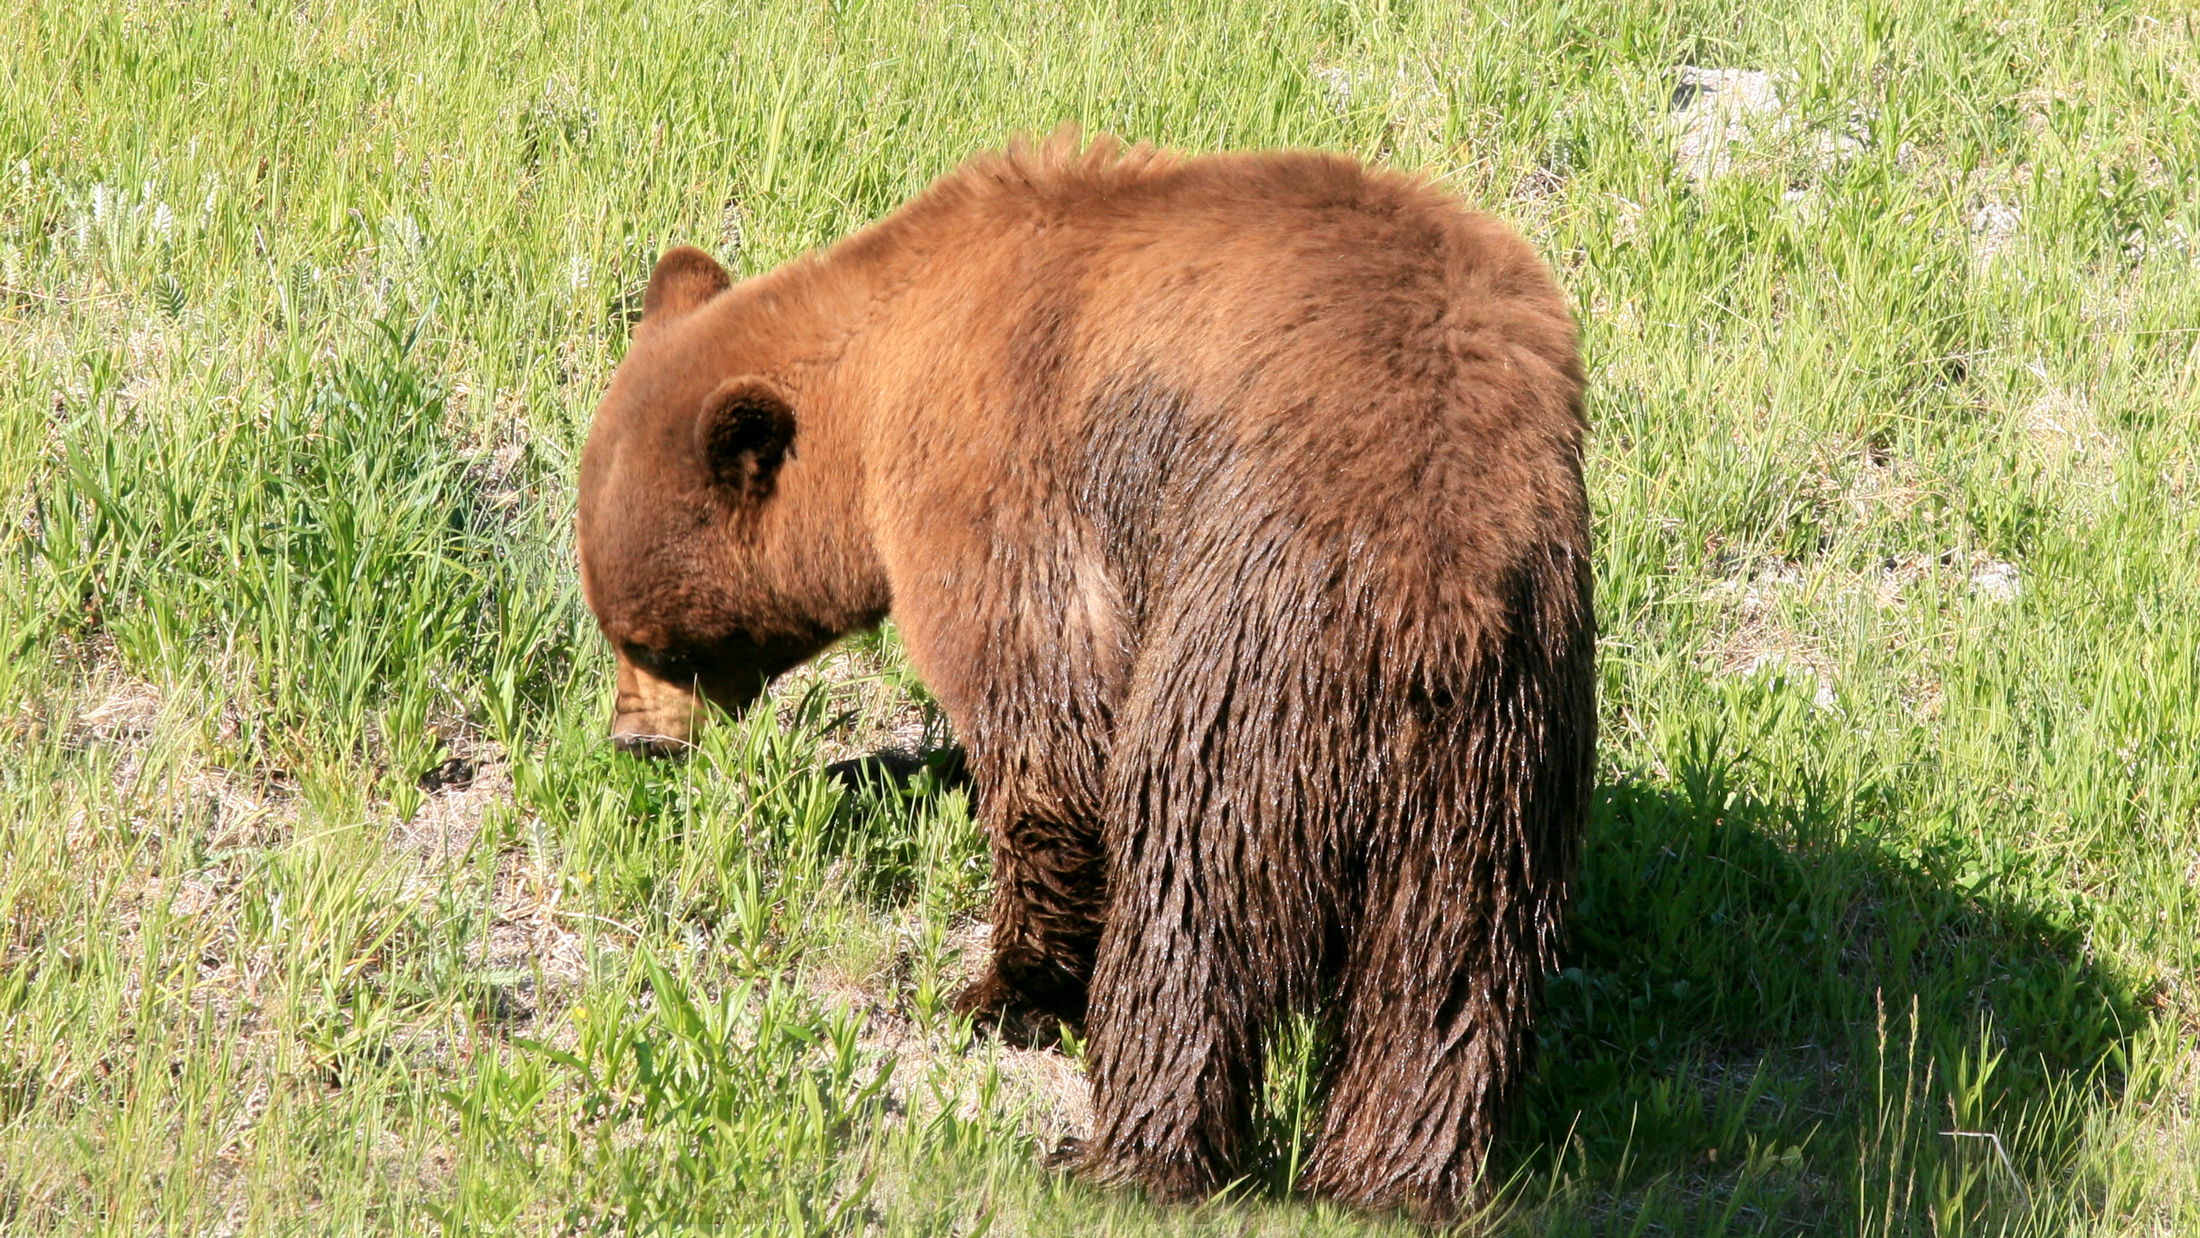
[3,0,2197,1232]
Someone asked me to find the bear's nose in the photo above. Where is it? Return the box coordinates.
[611,728,692,759]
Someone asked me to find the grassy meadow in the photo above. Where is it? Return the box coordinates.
[3,0,2198,1232]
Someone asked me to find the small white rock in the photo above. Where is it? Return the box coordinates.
[1971,560,2021,602]
[1313,63,1358,113]
[1671,67,1782,183]
[1972,203,2021,260]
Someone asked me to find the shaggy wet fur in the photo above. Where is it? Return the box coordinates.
[576,129,1593,1220]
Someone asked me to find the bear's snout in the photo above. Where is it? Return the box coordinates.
[609,653,703,758]
[610,727,691,759]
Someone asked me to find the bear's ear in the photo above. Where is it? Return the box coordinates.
[641,245,730,328]
[694,376,796,503]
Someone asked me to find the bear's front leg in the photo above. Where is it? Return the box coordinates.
[952,811,1106,1047]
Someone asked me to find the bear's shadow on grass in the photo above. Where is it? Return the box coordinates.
[823,736,2148,1228]
[1502,741,2148,1228]
[823,745,970,797]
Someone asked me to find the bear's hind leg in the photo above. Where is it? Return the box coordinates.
[1077,733,1323,1199]
[1071,563,1348,1202]
[953,811,1106,1046]
[1298,879,1537,1222]
[1078,833,1281,1201]
[1302,589,1590,1220]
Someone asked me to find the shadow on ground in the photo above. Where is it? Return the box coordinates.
[824,745,971,798]
[1501,736,2147,1233]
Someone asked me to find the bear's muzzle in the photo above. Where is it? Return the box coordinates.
[607,646,775,757]
[609,652,704,758]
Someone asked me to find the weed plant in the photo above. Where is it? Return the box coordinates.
[2,0,2196,1233]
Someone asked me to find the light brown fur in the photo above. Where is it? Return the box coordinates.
[577,130,1594,1219]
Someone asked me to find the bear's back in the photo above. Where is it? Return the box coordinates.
[856,137,1585,635]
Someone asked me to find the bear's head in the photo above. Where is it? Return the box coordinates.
[576,246,822,756]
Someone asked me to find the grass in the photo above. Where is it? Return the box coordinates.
[2,0,2197,1232]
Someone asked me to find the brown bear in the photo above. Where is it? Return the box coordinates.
[576,130,1594,1220]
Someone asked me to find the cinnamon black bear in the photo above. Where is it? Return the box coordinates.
[576,131,1594,1219]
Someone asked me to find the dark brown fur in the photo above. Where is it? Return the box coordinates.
[576,130,1594,1220]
